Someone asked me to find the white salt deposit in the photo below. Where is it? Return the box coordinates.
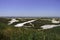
[14,20,36,27]
[41,25,60,29]
[8,19,19,25]
[52,19,60,23]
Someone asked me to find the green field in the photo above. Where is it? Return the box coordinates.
[0,17,60,40]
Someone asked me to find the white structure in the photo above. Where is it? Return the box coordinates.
[52,18,60,23]
[8,19,19,25]
[41,25,60,29]
[14,20,36,27]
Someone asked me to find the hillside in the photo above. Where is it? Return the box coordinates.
[0,17,60,40]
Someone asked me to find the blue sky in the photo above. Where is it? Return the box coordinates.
[0,0,60,17]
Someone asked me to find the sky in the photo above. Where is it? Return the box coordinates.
[0,0,60,17]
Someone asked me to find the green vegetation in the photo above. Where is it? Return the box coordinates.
[0,17,60,40]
